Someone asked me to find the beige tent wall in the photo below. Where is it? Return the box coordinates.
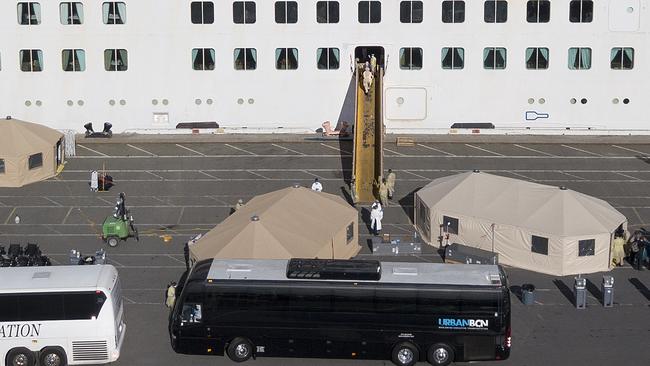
[561,233,612,275]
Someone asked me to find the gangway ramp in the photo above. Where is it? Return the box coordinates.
[352,65,384,204]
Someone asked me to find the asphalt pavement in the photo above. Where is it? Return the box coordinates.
[1,138,649,366]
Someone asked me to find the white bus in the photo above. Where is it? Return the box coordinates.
[0,265,125,366]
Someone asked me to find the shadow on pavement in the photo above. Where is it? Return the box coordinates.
[553,279,575,306]
[629,278,650,301]
[398,188,420,223]
[586,279,603,305]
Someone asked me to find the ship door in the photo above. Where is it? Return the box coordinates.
[354,46,384,69]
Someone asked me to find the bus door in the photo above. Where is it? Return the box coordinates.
[176,297,206,354]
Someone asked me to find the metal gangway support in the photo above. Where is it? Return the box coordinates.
[352,64,384,204]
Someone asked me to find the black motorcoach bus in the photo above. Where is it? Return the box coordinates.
[169,258,511,366]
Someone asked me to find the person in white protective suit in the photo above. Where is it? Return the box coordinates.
[370,201,383,236]
[362,67,374,95]
[90,170,99,192]
[311,178,323,192]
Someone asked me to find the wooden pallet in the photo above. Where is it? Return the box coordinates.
[396,137,415,146]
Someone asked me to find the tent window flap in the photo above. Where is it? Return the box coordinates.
[442,215,459,235]
[28,153,43,170]
[531,235,548,255]
[578,239,595,256]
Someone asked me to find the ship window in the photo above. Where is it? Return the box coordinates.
[234,48,257,70]
[20,49,43,72]
[569,0,592,23]
[316,1,339,23]
[192,48,216,70]
[102,2,126,24]
[484,0,507,23]
[610,48,634,70]
[526,1,549,23]
[104,49,128,71]
[483,47,506,69]
[28,153,43,170]
[317,48,340,70]
[17,2,41,25]
[568,48,591,70]
[358,1,381,23]
[400,1,423,23]
[275,1,298,24]
[442,1,464,23]
[578,239,595,257]
[276,48,299,70]
[233,1,256,24]
[525,47,549,69]
[62,49,85,72]
[441,47,464,70]
[399,48,423,70]
[191,2,214,24]
[531,235,548,255]
[60,2,83,25]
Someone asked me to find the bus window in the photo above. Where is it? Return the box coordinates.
[375,289,416,314]
[181,303,202,324]
[20,294,65,321]
[416,290,461,314]
[63,292,106,319]
[0,295,20,321]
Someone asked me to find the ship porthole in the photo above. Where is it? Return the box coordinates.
[527,98,534,104]
[570,98,577,104]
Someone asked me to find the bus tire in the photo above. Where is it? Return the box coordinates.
[107,236,119,247]
[6,347,35,366]
[427,343,454,366]
[39,347,67,366]
[391,342,419,366]
[226,337,253,362]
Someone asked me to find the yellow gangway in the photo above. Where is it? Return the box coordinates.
[352,65,384,204]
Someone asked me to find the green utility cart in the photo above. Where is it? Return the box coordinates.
[102,192,139,247]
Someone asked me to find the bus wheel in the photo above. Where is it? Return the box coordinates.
[6,347,35,366]
[39,347,67,366]
[391,342,419,366]
[427,343,454,366]
[107,236,119,247]
[226,337,253,362]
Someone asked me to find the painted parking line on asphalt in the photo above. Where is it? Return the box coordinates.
[247,171,271,179]
[224,143,257,155]
[175,144,206,156]
[611,144,649,156]
[513,144,556,156]
[464,144,505,156]
[384,148,406,156]
[614,172,642,180]
[402,170,429,179]
[271,143,306,155]
[126,144,157,156]
[77,144,109,156]
[416,144,455,156]
[319,143,352,155]
[561,144,603,157]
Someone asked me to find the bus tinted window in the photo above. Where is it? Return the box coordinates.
[64,292,106,319]
[20,294,65,321]
[375,289,416,313]
[0,295,20,321]
[417,290,461,314]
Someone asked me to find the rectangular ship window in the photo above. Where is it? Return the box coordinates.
[526,0,550,23]
[610,48,634,70]
[192,48,216,70]
[102,2,126,24]
[569,0,593,23]
[400,1,423,23]
[234,48,257,70]
[233,1,256,24]
[483,47,506,69]
[358,1,381,23]
[317,48,340,70]
[316,1,339,23]
[62,49,85,72]
[276,48,298,70]
[399,48,423,70]
[60,2,83,25]
[275,1,298,24]
[104,49,128,71]
[484,0,507,23]
[442,1,464,23]
[191,1,214,24]
[568,47,591,70]
[441,47,464,69]
[17,2,41,25]
[526,47,549,69]
[20,49,43,72]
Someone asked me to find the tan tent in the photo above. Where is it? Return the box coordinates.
[0,117,65,187]
[190,186,360,262]
[414,171,627,276]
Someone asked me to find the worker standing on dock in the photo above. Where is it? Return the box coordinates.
[386,169,396,199]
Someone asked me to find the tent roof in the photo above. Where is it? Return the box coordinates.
[190,186,358,260]
[416,171,626,236]
[0,118,63,157]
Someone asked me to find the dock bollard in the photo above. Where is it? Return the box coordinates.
[602,275,614,308]
[574,276,587,309]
